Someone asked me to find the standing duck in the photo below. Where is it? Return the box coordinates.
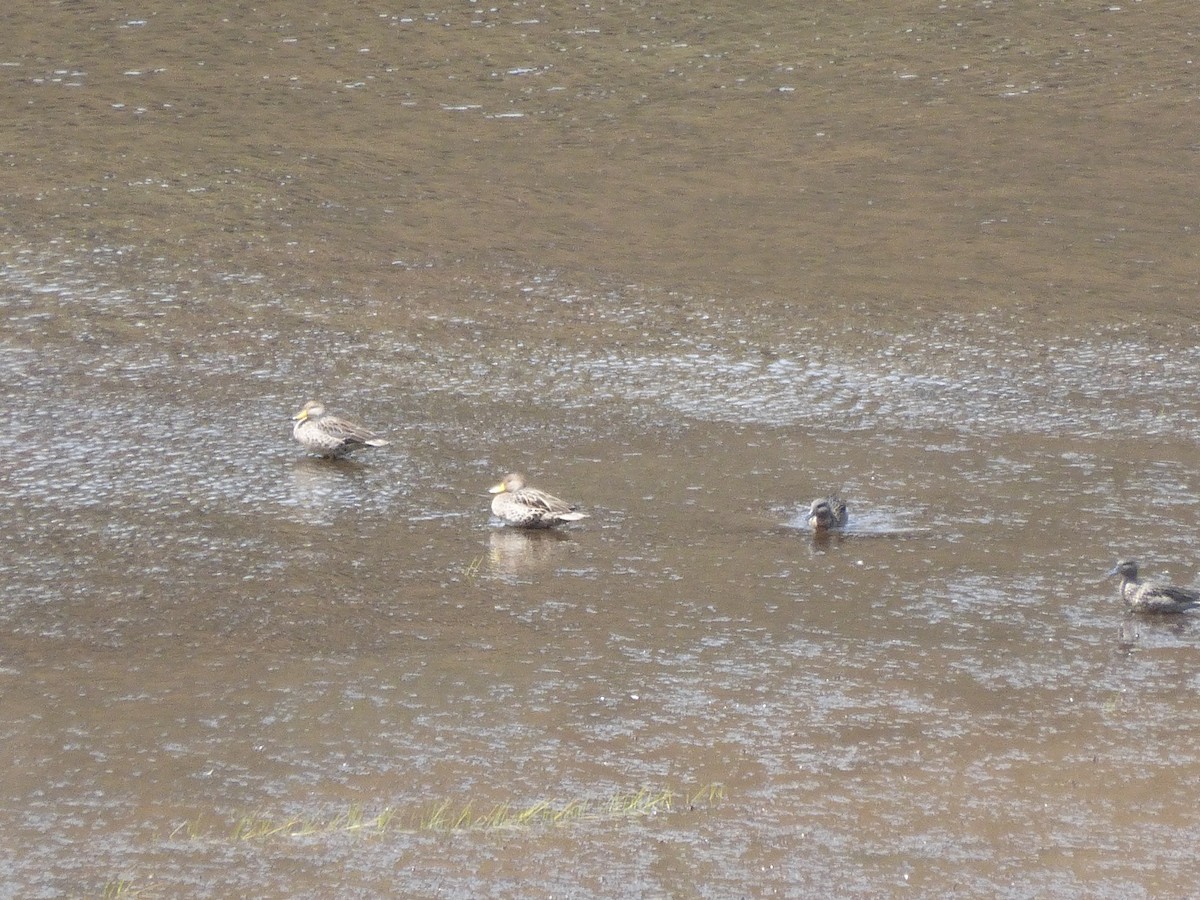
[291,400,389,459]
[1106,560,1200,614]
[488,473,588,529]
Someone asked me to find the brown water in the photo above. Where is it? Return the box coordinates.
[3,1,1200,896]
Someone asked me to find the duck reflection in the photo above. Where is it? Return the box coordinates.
[485,528,576,580]
[286,457,371,524]
[808,529,847,554]
[1116,618,1141,651]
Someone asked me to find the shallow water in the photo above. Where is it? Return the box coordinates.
[3,1,1200,896]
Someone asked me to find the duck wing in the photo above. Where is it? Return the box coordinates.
[320,415,388,447]
[1140,583,1200,612]
[1158,584,1200,607]
[512,487,576,515]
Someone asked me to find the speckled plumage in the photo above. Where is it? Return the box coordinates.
[1106,560,1200,614]
[488,473,588,529]
[291,400,389,458]
[806,496,848,532]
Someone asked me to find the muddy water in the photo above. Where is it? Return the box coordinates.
[3,1,1200,896]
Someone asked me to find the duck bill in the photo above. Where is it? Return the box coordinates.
[292,410,309,422]
[488,483,507,494]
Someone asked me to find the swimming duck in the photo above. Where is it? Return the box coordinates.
[488,473,588,529]
[291,400,389,458]
[1106,560,1200,614]
[806,496,848,532]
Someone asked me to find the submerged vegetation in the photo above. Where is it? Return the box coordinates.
[174,784,724,842]
[102,881,143,899]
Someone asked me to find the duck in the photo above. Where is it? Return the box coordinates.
[806,496,848,532]
[291,400,389,458]
[1106,560,1200,614]
[488,473,588,529]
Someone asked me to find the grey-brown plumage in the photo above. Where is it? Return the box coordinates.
[291,400,389,458]
[806,496,848,532]
[1106,560,1200,614]
[488,473,588,529]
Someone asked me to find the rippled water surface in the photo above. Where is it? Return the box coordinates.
[3,1,1200,896]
